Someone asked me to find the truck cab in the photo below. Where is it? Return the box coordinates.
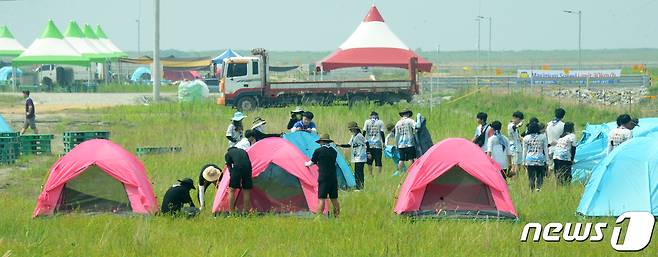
[219,56,265,110]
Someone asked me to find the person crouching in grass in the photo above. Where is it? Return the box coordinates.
[486,121,513,179]
[339,122,368,190]
[305,134,340,217]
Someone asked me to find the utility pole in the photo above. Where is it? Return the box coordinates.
[564,10,582,71]
[488,17,492,76]
[136,0,141,56]
[153,0,161,101]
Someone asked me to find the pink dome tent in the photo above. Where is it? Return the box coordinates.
[318,5,432,72]
[394,138,518,219]
[33,139,159,217]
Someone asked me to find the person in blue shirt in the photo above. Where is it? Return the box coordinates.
[291,111,317,133]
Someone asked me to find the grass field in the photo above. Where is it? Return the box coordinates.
[0,90,655,256]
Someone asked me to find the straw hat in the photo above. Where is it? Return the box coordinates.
[315,134,334,143]
[399,108,413,117]
[291,106,304,114]
[202,166,222,182]
[231,112,247,121]
[347,121,359,129]
[251,117,267,129]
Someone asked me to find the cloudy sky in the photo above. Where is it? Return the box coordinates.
[2,0,656,52]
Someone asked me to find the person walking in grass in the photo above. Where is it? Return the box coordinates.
[305,134,340,217]
[291,111,317,133]
[20,90,38,134]
[225,146,253,214]
[339,122,368,190]
[523,122,549,192]
[226,112,246,148]
[384,123,406,175]
[197,164,223,210]
[546,108,566,173]
[395,108,417,175]
[552,122,577,185]
[607,114,635,154]
[508,111,525,176]
[472,112,494,151]
[487,121,513,179]
[363,111,385,176]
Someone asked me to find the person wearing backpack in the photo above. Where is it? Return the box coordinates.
[472,112,494,151]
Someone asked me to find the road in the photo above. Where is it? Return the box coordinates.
[0,92,177,113]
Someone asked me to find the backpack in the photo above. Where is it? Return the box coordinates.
[473,124,489,147]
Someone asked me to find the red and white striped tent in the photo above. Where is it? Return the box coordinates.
[318,5,432,72]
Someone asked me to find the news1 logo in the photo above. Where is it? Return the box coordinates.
[520,212,655,252]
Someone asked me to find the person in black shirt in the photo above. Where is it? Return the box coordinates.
[305,134,340,217]
[20,90,38,134]
[251,117,281,141]
[287,106,304,130]
[197,164,223,210]
[161,178,196,215]
[225,147,253,213]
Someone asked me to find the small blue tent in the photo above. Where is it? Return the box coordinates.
[0,67,21,81]
[0,114,13,132]
[283,132,356,189]
[130,67,151,83]
[572,118,658,183]
[576,137,658,216]
[211,49,241,65]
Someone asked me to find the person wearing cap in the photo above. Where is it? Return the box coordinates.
[287,106,304,130]
[226,112,247,148]
[234,129,256,150]
[251,117,280,141]
[629,118,640,130]
[225,146,253,213]
[305,134,340,217]
[197,164,223,210]
[395,108,417,173]
[338,122,368,190]
[20,90,39,135]
[608,114,634,153]
[363,111,385,176]
[291,111,317,133]
[161,178,196,215]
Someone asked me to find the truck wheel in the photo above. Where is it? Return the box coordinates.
[236,96,258,112]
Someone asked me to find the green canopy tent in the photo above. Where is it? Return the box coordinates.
[12,20,90,67]
[64,21,106,62]
[82,24,115,60]
[95,25,127,58]
[0,25,25,57]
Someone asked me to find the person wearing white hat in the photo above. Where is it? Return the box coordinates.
[226,112,247,148]
[287,106,304,130]
[197,164,223,209]
[251,117,280,141]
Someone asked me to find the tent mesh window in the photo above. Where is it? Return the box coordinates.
[56,165,132,213]
[419,166,497,214]
[235,163,308,213]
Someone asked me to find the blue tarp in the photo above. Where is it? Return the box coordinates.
[572,118,658,183]
[211,49,241,65]
[282,131,356,189]
[130,67,151,83]
[576,137,658,216]
[0,67,21,81]
[0,114,12,132]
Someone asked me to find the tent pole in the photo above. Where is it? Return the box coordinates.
[11,66,17,91]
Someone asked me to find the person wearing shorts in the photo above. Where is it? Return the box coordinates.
[363,111,384,176]
[20,90,38,134]
[305,134,340,217]
[225,146,253,213]
[395,108,417,173]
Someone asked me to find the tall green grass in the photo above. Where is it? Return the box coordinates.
[0,91,655,256]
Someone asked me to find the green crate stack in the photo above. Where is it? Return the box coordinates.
[0,135,20,164]
[20,134,54,155]
[63,131,110,153]
[0,132,21,155]
[136,146,182,156]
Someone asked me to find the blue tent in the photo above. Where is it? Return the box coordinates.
[0,114,12,132]
[130,67,151,83]
[283,132,356,189]
[572,118,658,183]
[0,67,21,81]
[211,49,241,65]
[576,137,658,216]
